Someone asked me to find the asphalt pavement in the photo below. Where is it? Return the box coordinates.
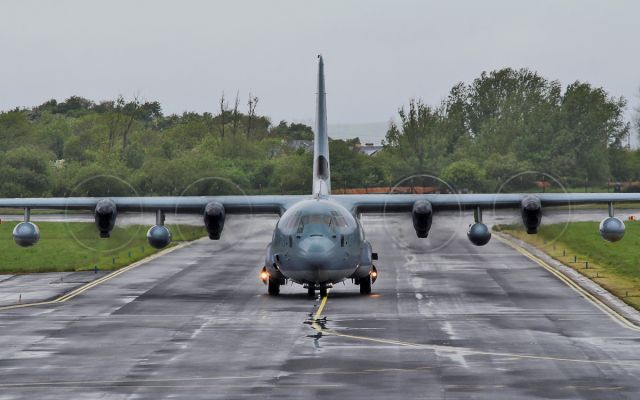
[0,213,639,399]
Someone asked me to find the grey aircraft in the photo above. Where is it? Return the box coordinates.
[1,56,638,297]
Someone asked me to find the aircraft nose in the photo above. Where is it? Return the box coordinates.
[298,236,336,260]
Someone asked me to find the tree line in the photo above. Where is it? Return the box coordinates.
[0,68,638,198]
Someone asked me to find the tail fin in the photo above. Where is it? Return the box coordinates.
[313,55,331,196]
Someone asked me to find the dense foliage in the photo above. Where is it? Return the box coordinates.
[0,68,638,197]
[385,68,638,192]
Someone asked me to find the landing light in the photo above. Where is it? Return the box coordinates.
[370,265,378,283]
[260,267,269,284]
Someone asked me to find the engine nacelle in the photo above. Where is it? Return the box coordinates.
[599,217,625,242]
[203,202,225,240]
[521,195,542,234]
[412,200,433,238]
[467,223,491,246]
[94,199,117,238]
[147,225,171,249]
[13,222,40,247]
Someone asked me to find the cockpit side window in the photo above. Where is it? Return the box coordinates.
[330,210,347,227]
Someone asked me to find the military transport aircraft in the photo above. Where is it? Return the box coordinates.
[0,56,637,297]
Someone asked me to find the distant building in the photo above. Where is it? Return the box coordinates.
[356,142,383,156]
[51,159,66,168]
[285,139,313,152]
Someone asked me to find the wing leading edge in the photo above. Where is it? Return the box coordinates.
[2,192,639,214]
[334,193,640,213]
[0,195,307,215]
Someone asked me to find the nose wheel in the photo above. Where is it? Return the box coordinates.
[319,284,328,298]
[307,286,315,297]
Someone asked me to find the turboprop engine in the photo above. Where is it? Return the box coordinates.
[521,195,542,234]
[412,200,433,238]
[203,202,225,240]
[94,199,117,238]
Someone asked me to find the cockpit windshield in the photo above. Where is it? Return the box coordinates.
[278,207,351,235]
[297,214,336,235]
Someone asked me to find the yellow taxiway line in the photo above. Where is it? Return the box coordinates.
[309,239,640,367]
[493,233,640,333]
[312,296,640,368]
[0,242,192,312]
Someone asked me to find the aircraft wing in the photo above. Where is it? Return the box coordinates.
[0,195,307,214]
[334,193,640,213]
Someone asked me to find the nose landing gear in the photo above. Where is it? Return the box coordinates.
[305,283,329,298]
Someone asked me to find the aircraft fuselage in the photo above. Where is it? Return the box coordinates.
[265,198,374,286]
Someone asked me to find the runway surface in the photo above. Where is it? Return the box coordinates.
[0,214,639,399]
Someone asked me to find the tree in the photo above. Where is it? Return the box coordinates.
[218,92,227,139]
[0,147,52,196]
[441,160,485,192]
[559,82,629,182]
[246,92,259,138]
[269,121,313,140]
[232,92,240,136]
[384,99,447,174]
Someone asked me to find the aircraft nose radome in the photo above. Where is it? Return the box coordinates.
[298,236,335,258]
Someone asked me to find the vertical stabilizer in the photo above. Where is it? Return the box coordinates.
[313,55,331,196]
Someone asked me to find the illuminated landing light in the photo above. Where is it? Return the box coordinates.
[370,265,378,283]
[260,267,269,284]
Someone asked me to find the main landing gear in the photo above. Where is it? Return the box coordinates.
[359,275,371,295]
[261,266,282,296]
[357,265,377,295]
[268,278,280,295]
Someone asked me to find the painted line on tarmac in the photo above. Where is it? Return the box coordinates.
[0,242,192,312]
[311,285,640,368]
[310,292,329,332]
[493,233,640,333]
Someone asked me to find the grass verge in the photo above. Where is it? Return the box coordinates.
[495,221,640,311]
[0,222,206,274]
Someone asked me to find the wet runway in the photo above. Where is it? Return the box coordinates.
[0,214,639,399]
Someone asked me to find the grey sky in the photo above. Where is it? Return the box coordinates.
[1,0,639,143]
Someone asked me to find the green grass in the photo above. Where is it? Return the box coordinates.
[0,222,206,274]
[495,221,640,310]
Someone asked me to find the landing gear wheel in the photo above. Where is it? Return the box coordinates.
[268,278,280,295]
[307,286,315,297]
[359,276,371,295]
[319,284,328,298]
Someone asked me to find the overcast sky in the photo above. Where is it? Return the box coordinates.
[1,0,639,141]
